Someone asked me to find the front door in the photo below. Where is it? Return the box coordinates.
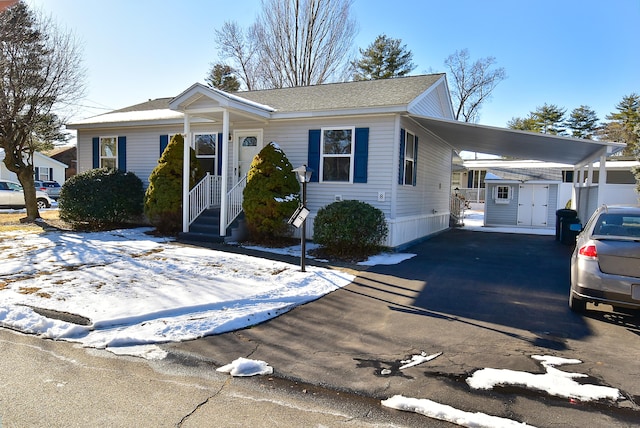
[517,184,549,226]
[235,130,263,180]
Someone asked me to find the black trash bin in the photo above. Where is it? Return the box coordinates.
[560,215,581,245]
[556,209,578,241]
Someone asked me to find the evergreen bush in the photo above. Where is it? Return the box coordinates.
[144,134,205,234]
[313,200,388,258]
[59,167,144,230]
[242,142,300,243]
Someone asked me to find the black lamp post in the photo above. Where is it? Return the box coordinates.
[292,164,313,272]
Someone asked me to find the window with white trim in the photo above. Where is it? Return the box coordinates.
[403,131,416,185]
[321,127,354,182]
[194,133,217,174]
[100,136,117,168]
[494,185,512,204]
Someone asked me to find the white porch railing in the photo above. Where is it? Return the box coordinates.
[226,175,247,229]
[188,174,222,226]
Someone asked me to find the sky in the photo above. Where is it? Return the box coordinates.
[0,216,623,427]
[23,0,640,130]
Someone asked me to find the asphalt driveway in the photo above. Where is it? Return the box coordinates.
[167,229,640,427]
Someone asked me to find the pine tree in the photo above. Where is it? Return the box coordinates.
[242,142,300,243]
[565,105,599,139]
[533,104,566,135]
[351,34,415,81]
[144,135,205,234]
[205,63,241,92]
[602,93,640,155]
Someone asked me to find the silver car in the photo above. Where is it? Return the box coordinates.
[569,205,640,313]
[0,179,52,209]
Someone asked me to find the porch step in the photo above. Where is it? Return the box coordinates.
[177,208,246,245]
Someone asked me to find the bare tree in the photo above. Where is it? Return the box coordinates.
[0,1,85,221]
[215,0,357,90]
[445,49,506,123]
[214,21,262,91]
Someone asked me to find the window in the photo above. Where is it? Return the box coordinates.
[195,134,216,157]
[403,131,416,185]
[100,136,117,168]
[494,185,512,204]
[321,128,354,182]
[194,133,218,175]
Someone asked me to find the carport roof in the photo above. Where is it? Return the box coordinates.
[407,115,625,166]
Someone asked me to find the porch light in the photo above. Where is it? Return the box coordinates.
[292,164,314,272]
[293,164,313,183]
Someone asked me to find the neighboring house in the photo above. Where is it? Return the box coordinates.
[457,157,639,229]
[0,149,68,185]
[66,74,622,248]
[45,146,77,180]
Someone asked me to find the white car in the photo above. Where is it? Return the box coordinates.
[0,179,52,209]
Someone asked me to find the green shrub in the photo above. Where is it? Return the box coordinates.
[313,200,388,258]
[59,168,144,230]
[144,134,205,234]
[242,142,300,243]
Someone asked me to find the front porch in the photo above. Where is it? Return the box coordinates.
[168,83,275,242]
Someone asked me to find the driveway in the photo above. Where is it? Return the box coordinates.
[167,229,640,427]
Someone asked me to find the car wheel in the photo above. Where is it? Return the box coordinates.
[569,292,587,313]
[36,199,49,210]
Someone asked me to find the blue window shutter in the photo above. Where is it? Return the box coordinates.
[92,137,99,168]
[413,136,418,186]
[49,168,54,181]
[160,135,169,157]
[398,129,405,185]
[308,129,321,183]
[117,136,127,170]
[34,167,40,180]
[353,127,369,183]
[217,133,223,175]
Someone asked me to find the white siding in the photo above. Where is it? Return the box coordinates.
[409,81,455,119]
[76,112,454,248]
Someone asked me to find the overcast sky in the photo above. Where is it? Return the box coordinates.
[25,0,640,128]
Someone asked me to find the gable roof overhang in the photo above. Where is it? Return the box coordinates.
[406,115,625,167]
[169,83,274,123]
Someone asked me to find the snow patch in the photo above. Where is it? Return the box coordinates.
[217,357,274,377]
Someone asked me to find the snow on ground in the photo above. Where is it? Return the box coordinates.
[382,395,536,428]
[467,355,621,402]
[0,227,355,357]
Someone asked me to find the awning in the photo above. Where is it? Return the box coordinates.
[407,115,625,166]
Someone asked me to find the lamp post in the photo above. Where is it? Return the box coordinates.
[292,164,313,272]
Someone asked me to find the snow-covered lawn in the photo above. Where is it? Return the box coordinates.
[0,227,358,358]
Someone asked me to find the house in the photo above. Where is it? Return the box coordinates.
[66,74,623,248]
[456,157,639,229]
[0,149,68,185]
[45,146,77,180]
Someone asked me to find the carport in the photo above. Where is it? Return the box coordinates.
[406,115,627,222]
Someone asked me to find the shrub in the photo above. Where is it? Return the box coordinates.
[59,168,144,230]
[242,142,300,243]
[144,134,205,234]
[313,200,388,258]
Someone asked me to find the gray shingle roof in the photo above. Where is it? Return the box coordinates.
[112,74,444,114]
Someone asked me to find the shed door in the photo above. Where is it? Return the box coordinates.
[517,184,549,226]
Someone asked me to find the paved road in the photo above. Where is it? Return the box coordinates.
[168,229,640,427]
[1,229,639,427]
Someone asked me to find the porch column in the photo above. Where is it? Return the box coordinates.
[220,109,229,236]
[182,114,191,233]
[598,152,607,185]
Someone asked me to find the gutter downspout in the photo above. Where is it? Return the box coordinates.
[182,114,191,233]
